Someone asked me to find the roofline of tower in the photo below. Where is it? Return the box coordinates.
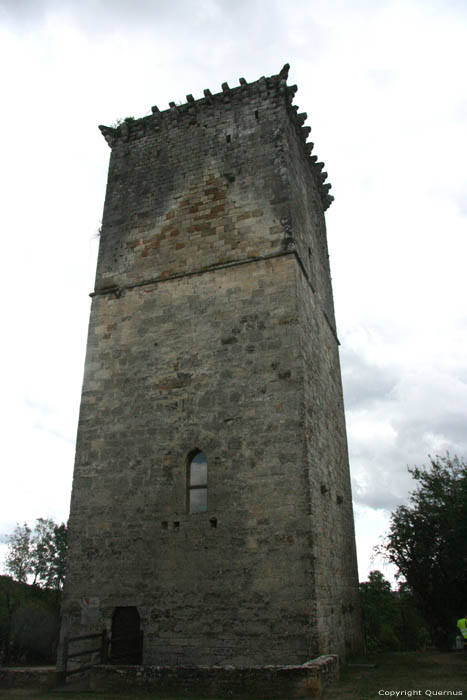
[98,64,334,210]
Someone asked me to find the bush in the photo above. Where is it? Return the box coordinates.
[0,575,60,664]
[360,571,428,652]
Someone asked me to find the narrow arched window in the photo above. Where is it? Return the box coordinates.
[187,450,207,513]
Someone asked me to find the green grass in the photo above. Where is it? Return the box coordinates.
[328,650,467,699]
[1,652,466,699]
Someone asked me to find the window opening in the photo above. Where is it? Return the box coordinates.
[188,450,208,513]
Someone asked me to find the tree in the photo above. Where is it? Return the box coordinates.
[360,570,400,652]
[380,454,467,648]
[51,522,68,591]
[0,576,61,664]
[3,519,68,590]
[30,518,68,590]
[4,524,33,583]
[360,571,429,653]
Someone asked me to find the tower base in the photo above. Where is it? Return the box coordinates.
[88,656,339,697]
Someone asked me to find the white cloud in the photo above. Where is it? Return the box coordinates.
[354,504,398,585]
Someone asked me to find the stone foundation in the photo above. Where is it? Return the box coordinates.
[89,655,339,697]
[0,666,56,690]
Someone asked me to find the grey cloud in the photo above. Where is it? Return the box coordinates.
[366,68,395,88]
[393,414,467,466]
[0,0,48,28]
[434,414,467,449]
[348,408,467,512]
[342,334,467,513]
[349,436,417,511]
[352,475,413,512]
[33,421,75,445]
[0,0,183,36]
[352,416,467,511]
[0,0,180,25]
[341,347,397,409]
[453,191,467,218]
[0,0,331,70]
[0,0,269,34]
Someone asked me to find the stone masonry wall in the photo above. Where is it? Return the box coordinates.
[96,81,292,294]
[65,256,315,666]
[89,655,339,697]
[60,66,362,671]
[297,262,363,656]
[282,110,363,656]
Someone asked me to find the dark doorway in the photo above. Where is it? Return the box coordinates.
[110,606,143,664]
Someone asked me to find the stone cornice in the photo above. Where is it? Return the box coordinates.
[98,64,334,211]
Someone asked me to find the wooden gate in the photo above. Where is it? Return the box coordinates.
[57,630,108,683]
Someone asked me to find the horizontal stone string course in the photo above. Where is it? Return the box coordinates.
[88,248,341,346]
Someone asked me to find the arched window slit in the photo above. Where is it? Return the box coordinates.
[187,450,208,513]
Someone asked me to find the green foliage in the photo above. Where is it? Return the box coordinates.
[11,600,59,662]
[4,518,68,590]
[1,518,66,663]
[380,454,467,648]
[4,523,33,583]
[52,522,68,590]
[0,575,60,664]
[396,583,430,651]
[111,116,135,128]
[360,570,398,652]
[360,570,428,652]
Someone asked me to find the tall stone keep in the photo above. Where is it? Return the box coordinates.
[61,65,363,668]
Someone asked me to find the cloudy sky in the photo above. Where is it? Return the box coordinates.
[1,0,466,585]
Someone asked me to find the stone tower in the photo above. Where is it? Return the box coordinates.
[60,65,362,668]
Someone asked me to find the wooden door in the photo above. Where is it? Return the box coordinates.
[111,606,142,664]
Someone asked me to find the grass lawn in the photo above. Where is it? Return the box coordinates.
[328,650,467,699]
[1,651,466,699]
